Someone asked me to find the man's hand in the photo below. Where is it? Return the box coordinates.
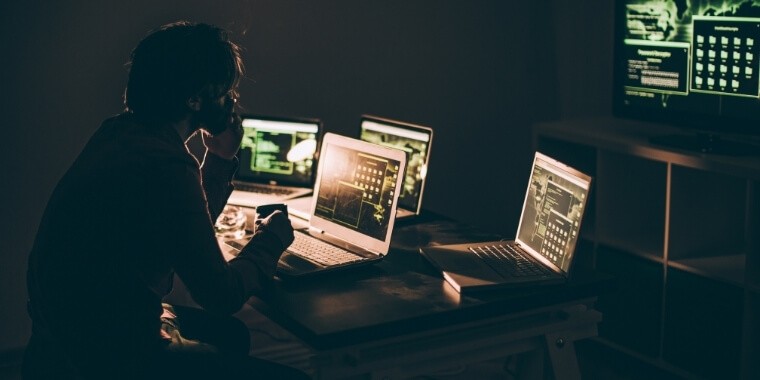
[255,210,295,251]
[202,113,243,160]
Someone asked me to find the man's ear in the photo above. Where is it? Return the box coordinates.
[187,96,202,111]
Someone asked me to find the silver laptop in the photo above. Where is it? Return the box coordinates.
[276,133,407,277]
[286,115,433,221]
[359,115,433,219]
[420,152,592,293]
[226,114,320,208]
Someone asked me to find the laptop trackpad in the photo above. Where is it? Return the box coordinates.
[423,245,504,283]
[277,251,323,275]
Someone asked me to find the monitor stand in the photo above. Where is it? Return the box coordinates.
[649,133,760,156]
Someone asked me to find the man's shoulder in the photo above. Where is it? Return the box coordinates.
[96,113,198,168]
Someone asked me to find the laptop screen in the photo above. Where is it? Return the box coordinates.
[515,153,592,273]
[359,116,432,213]
[236,115,320,186]
[312,136,404,242]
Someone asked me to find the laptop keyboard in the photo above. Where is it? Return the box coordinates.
[470,244,551,278]
[288,231,367,267]
[236,183,295,195]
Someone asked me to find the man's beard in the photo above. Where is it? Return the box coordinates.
[198,98,234,136]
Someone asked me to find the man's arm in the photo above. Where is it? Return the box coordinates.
[200,151,237,220]
[199,112,243,219]
[152,163,287,315]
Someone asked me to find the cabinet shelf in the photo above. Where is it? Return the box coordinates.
[667,254,745,288]
[534,118,760,380]
[534,117,760,181]
[595,239,664,264]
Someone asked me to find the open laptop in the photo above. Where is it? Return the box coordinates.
[286,115,433,221]
[420,152,592,293]
[226,114,321,208]
[358,115,433,219]
[275,133,407,277]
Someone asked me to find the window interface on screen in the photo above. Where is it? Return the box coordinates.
[238,118,318,184]
[360,121,430,211]
[619,0,760,118]
[516,158,589,272]
[314,143,402,241]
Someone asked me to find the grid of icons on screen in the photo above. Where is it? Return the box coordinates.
[541,210,572,264]
[353,154,393,206]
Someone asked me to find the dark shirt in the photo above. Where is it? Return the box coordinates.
[26,113,283,374]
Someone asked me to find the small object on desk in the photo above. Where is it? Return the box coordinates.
[214,205,248,239]
[254,203,288,232]
[256,203,288,218]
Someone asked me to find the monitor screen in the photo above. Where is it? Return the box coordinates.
[613,0,760,137]
[237,116,319,186]
[516,154,591,273]
[313,142,403,241]
[359,116,432,212]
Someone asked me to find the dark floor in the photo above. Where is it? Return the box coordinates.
[407,339,687,380]
[0,339,687,380]
[575,340,684,380]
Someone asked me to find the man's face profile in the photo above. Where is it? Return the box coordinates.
[197,91,236,136]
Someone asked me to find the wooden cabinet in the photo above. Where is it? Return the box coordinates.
[533,118,760,380]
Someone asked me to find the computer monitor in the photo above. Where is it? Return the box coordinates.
[359,115,433,215]
[237,114,320,186]
[613,0,760,154]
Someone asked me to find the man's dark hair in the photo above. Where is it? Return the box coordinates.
[124,21,244,123]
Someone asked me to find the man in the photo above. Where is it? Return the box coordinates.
[23,21,306,379]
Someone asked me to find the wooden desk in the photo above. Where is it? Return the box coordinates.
[244,213,605,380]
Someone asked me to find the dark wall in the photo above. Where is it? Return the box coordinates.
[237,0,559,233]
[0,0,612,351]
